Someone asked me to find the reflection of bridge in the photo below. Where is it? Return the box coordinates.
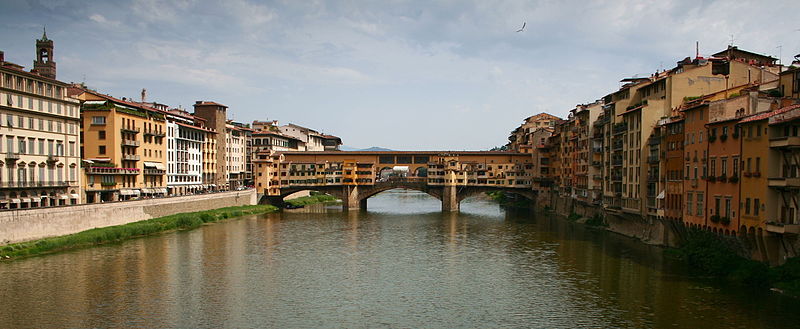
[255,151,537,212]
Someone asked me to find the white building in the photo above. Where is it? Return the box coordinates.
[166,109,205,195]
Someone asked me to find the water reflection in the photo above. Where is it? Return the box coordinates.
[0,189,798,328]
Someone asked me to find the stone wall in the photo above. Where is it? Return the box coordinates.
[0,190,257,245]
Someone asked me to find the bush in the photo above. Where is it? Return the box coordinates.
[567,213,581,221]
[585,214,605,226]
[175,215,202,229]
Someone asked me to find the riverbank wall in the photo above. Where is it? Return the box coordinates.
[539,191,797,265]
[0,190,257,245]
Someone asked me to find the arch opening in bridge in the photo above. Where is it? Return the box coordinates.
[356,187,442,212]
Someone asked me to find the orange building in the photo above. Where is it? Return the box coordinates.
[705,98,743,234]
[681,101,708,228]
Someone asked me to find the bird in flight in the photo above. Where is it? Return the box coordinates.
[516,22,526,32]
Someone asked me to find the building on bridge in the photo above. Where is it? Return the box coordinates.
[254,151,536,211]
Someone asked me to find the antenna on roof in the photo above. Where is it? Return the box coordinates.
[695,41,699,59]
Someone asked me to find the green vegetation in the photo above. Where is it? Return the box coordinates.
[567,212,581,221]
[285,192,338,206]
[671,229,800,297]
[585,213,606,227]
[0,205,277,260]
[485,191,531,208]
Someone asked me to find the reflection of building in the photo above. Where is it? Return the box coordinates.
[0,33,82,209]
[75,89,167,202]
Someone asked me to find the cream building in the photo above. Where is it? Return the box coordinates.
[0,35,81,209]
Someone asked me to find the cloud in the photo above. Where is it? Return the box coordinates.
[1,0,798,150]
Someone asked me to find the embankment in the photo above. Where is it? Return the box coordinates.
[0,204,277,260]
[0,189,257,245]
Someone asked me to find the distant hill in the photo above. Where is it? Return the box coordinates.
[339,146,394,151]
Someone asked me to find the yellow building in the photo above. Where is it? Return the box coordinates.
[75,89,167,202]
[0,49,82,209]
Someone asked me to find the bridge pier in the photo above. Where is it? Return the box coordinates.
[342,185,361,211]
[359,199,368,210]
[442,185,459,212]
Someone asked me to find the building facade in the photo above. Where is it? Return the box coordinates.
[0,41,82,209]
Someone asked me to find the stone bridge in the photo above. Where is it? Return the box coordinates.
[255,151,537,212]
[267,177,536,212]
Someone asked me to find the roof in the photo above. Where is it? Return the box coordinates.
[0,60,69,85]
[175,121,215,133]
[738,104,800,124]
[78,88,168,115]
[768,104,800,125]
[712,46,778,62]
[252,130,303,141]
[193,101,228,108]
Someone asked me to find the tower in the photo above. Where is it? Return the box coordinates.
[33,27,56,79]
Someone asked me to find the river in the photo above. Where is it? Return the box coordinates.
[1,190,798,328]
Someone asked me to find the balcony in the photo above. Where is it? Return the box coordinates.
[143,169,166,175]
[648,136,661,146]
[46,155,58,164]
[770,136,800,149]
[592,160,602,167]
[592,174,603,180]
[5,152,20,160]
[768,177,800,188]
[100,181,117,187]
[611,173,622,181]
[0,181,70,188]
[612,123,627,135]
[766,222,800,235]
[85,167,139,175]
[121,139,141,147]
[612,158,623,167]
[592,147,603,154]
[120,127,140,134]
[647,155,660,164]
[612,141,623,151]
[144,130,166,137]
[122,154,140,161]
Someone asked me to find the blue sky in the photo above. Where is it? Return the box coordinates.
[1,0,798,150]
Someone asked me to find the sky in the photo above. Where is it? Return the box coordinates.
[0,0,798,150]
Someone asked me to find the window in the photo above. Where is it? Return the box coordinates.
[687,193,693,215]
[99,145,106,155]
[91,116,106,125]
[756,157,761,173]
[710,158,716,177]
[721,158,728,176]
[745,198,751,215]
[754,199,760,216]
[697,192,704,216]
[733,157,739,176]
[98,130,106,140]
[725,198,731,218]
[715,197,721,216]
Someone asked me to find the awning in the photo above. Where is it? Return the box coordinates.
[140,188,153,194]
[120,189,140,196]
[70,194,80,199]
[10,198,20,203]
[87,158,111,163]
[60,195,69,200]
[656,190,666,199]
[20,198,31,203]
[156,188,167,194]
[143,162,165,170]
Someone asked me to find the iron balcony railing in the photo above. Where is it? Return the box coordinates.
[0,181,70,187]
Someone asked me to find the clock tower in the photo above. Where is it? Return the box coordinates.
[33,27,56,79]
